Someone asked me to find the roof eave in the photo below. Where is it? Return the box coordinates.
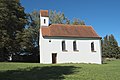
[43,36,102,39]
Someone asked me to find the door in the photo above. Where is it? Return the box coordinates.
[52,53,57,64]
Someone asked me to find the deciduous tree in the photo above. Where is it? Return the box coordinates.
[0,0,27,61]
[72,18,85,25]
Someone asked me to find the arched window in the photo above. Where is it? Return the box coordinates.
[73,41,77,51]
[62,41,66,51]
[91,42,94,51]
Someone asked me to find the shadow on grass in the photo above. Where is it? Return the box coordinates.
[0,66,79,80]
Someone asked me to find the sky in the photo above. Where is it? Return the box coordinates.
[20,0,120,45]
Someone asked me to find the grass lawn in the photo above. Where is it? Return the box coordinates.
[0,60,120,80]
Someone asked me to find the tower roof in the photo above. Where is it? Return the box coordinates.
[40,10,49,17]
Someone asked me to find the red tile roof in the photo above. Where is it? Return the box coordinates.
[40,10,48,17]
[41,24,101,38]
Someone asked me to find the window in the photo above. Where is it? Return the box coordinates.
[62,41,66,51]
[91,42,95,52]
[44,19,46,24]
[73,41,77,51]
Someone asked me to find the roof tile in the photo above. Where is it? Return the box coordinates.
[41,24,101,38]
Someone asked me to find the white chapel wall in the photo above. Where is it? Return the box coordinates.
[39,31,102,64]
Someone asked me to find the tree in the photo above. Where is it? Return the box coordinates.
[0,0,27,61]
[72,18,85,25]
[102,34,120,59]
[102,35,111,57]
[109,34,120,58]
[15,10,40,62]
[49,10,85,25]
[25,11,40,55]
[49,10,67,24]
[65,18,70,24]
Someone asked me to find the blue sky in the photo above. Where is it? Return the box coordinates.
[21,0,120,45]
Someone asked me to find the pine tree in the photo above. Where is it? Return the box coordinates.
[102,35,109,57]
[102,34,120,59]
[109,34,119,58]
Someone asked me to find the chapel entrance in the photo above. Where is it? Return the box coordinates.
[52,53,57,64]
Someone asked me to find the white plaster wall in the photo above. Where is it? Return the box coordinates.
[39,29,102,64]
[40,17,49,26]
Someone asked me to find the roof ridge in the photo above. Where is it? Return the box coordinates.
[49,24,92,27]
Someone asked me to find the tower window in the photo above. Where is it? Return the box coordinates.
[44,19,46,24]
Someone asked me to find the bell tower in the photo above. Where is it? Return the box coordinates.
[40,10,49,27]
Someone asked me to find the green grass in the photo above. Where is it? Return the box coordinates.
[0,60,120,80]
